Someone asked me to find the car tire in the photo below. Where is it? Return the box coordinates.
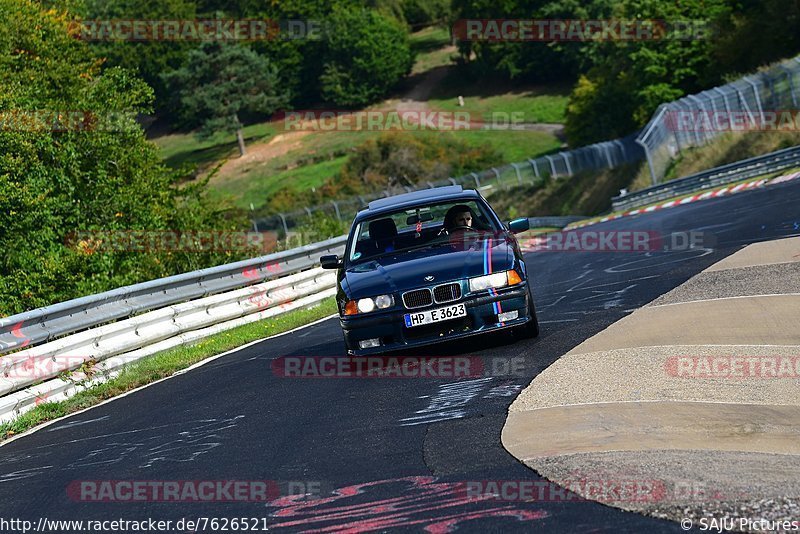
[514,289,540,339]
[342,332,355,356]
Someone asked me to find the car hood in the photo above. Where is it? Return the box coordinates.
[342,236,515,298]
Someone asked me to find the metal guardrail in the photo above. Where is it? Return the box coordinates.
[528,216,585,229]
[611,145,800,212]
[0,236,347,355]
[0,267,338,423]
[636,55,800,184]
[254,133,644,235]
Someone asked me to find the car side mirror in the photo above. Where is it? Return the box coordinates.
[507,218,530,234]
[320,255,342,269]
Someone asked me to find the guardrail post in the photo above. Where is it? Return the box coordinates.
[277,213,289,236]
[764,75,778,109]
[448,177,457,186]
[331,201,341,220]
[601,143,613,167]
[702,90,718,114]
[613,140,627,165]
[744,76,765,126]
[511,163,522,184]
[528,159,540,179]
[735,85,756,124]
[779,66,798,107]
[687,94,711,144]
[491,167,504,189]
[675,100,699,147]
[545,155,557,178]
[471,172,481,188]
[562,154,573,176]
[713,87,731,113]
[637,138,658,186]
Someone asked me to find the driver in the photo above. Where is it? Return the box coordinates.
[443,205,475,232]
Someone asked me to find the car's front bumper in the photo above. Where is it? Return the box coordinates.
[341,285,531,355]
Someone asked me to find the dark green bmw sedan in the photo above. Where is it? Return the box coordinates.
[320,186,539,355]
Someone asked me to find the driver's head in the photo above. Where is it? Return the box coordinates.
[444,205,474,230]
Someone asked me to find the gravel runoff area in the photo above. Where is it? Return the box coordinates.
[533,451,800,528]
[503,236,800,532]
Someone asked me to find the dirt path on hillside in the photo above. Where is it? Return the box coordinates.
[206,128,312,186]
[206,43,565,184]
[404,60,455,104]
[209,63,457,185]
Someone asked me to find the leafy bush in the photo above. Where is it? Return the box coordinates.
[81,0,197,115]
[319,7,414,107]
[259,132,501,214]
[400,0,450,28]
[0,0,246,316]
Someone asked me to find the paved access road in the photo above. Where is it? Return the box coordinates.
[1,179,798,533]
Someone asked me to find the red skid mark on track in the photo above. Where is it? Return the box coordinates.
[266,476,547,533]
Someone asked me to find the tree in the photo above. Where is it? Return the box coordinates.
[0,0,245,316]
[165,42,288,156]
[80,0,197,114]
[324,132,501,196]
[563,74,637,146]
[319,7,414,107]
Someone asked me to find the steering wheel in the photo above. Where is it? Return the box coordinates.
[437,225,476,237]
[447,226,485,250]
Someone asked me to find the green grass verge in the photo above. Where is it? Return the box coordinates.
[155,121,280,169]
[430,129,563,163]
[212,128,562,211]
[0,298,338,442]
[409,25,450,53]
[214,155,350,209]
[427,73,571,124]
[409,26,454,74]
[149,23,567,212]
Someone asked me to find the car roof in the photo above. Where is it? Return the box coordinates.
[356,186,482,220]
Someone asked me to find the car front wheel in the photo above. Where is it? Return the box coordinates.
[514,289,539,339]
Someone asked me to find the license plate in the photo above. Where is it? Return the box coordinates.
[404,303,466,328]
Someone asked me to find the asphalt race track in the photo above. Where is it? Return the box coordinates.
[1,179,799,533]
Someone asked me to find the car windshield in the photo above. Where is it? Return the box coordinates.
[347,199,501,264]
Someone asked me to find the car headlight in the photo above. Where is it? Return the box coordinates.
[469,270,522,292]
[357,298,375,313]
[345,294,394,315]
[374,294,394,309]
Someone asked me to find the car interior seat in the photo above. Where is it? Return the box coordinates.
[368,218,398,254]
